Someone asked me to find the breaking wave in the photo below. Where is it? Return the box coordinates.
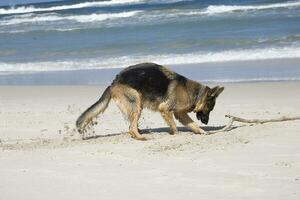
[1,46,299,73]
[203,1,300,15]
[0,11,142,25]
[0,0,142,14]
[0,0,189,15]
[2,1,300,28]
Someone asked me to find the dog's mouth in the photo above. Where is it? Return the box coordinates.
[196,112,209,125]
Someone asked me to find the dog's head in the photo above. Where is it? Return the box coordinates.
[194,86,224,124]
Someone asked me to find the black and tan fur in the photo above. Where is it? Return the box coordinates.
[76,63,224,140]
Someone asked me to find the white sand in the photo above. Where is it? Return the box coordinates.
[0,82,300,200]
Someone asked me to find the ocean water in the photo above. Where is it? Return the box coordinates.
[0,0,300,84]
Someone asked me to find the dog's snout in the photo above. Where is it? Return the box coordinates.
[196,111,209,124]
[201,116,209,125]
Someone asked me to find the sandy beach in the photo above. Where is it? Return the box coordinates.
[1,0,300,199]
[0,81,299,199]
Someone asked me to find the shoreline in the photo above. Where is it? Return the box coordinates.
[0,58,300,85]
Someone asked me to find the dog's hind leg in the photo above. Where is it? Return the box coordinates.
[110,84,146,140]
[174,112,207,134]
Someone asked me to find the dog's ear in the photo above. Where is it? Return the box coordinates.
[209,86,224,98]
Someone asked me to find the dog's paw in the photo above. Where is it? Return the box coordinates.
[202,130,209,135]
[135,136,147,141]
[170,130,178,135]
[194,129,208,135]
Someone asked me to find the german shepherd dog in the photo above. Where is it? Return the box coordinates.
[76,63,224,140]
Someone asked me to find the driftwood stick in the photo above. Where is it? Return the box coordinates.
[225,115,300,124]
[206,117,235,134]
[206,115,300,134]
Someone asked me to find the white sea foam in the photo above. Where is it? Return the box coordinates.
[2,0,300,28]
[0,11,142,25]
[167,1,300,16]
[203,1,300,15]
[1,46,300,73]
[138,1,300,17]
[0,0,189,15]
[0,0,142,15]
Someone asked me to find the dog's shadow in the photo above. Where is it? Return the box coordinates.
[142,125,225,134]
[82,125,240,140]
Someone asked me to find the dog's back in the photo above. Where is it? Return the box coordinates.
[114,62,188,102]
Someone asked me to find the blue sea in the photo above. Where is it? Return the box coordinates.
[0,0,300,84]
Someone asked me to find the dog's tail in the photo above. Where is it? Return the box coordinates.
[76,86,111,133]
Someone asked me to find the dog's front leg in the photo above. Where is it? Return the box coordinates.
[175,112,207,135]
[159,103,178,135]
